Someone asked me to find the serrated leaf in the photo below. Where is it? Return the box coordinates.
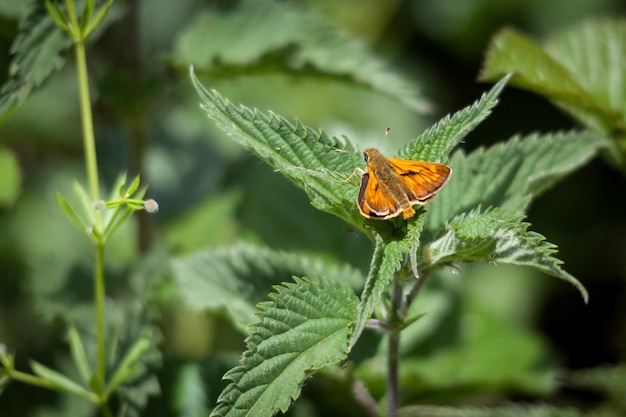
[427,131,604,231]
[398,75,510,162]
[172,243,364,332]
[480,20,626,169]
[30,360,95,401]
[423,207,588,303]
[210,276,357,417]
[191,67,363,225]
[0,3,72,116]
[176,0,428,113]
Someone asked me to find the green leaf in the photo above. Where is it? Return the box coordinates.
[0,146,21,206]
[210,276,358,417]
[426,131,605,231]
[423,207,588,303]
[30,360,95,401]
[350,228,410,348]
[480,19,626,169]
[84,0,114,37]
[0,3,72,116]
[45,0,69,32]
[80,0,95,34]
[176,0,428,113]
[56,192,89,233]
[398,75,510,163]
[191,66,363,225]
[125,175,141,197]
[105,332,152,398]
[171,243,364,332]
[66,325,93,386]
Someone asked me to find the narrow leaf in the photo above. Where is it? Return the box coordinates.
[210,277,357,417]
[105,332,152,397]
[45,0,69,32]
[398,75,510,162]
[125,175,141,197]
[80,0,95,33]
[66,325,93,385]
[30,360,95,401]
[172,243,364,332]
[56,192,88,232]
[85,0,114,37]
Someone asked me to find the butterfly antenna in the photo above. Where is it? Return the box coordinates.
[373,127,391,150]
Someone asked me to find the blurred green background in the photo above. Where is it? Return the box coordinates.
[1,0,625,416]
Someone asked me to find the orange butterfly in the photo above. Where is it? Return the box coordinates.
[357,148,452,220]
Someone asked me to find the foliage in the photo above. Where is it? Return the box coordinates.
[185,69,600,416]
[480,17,626,172]
[1,1,624,417]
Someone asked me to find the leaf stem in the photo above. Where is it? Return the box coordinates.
[387,277,404,417]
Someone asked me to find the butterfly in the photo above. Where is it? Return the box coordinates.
[357,148,452,220]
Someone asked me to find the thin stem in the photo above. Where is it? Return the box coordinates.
[75,32,106,386]
[386,278,404,417]
[95,243,106,383]
[74,40,101,222]
[405,270,430,313]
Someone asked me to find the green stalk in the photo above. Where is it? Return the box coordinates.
[74,39,106,383]
[94,243,106,382]
[75,41,101,211]
[387,278,404,417]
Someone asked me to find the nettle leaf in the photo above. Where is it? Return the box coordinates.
[191,67,363,224]
[398,75,510,163]
[0,3,72,116]
[423,207,588,303]
[175,0,428,113]
[210,276,358,417]
[480,19,626,168]
[427,131,604,231]
[171,243,364,332]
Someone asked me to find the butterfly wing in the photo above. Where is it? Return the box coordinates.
[357,171,402,219]
[389,158,452,203]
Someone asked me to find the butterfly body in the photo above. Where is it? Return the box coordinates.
[357,148,452,220]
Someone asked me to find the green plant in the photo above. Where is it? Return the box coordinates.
[174,69,603,417]
[480,17,626,173]
[0,1,160,415]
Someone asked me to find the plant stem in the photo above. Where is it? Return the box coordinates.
[75,36,106,385]
[95,243,106,383]
[74,40,101,214]
[387,278,404,417]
